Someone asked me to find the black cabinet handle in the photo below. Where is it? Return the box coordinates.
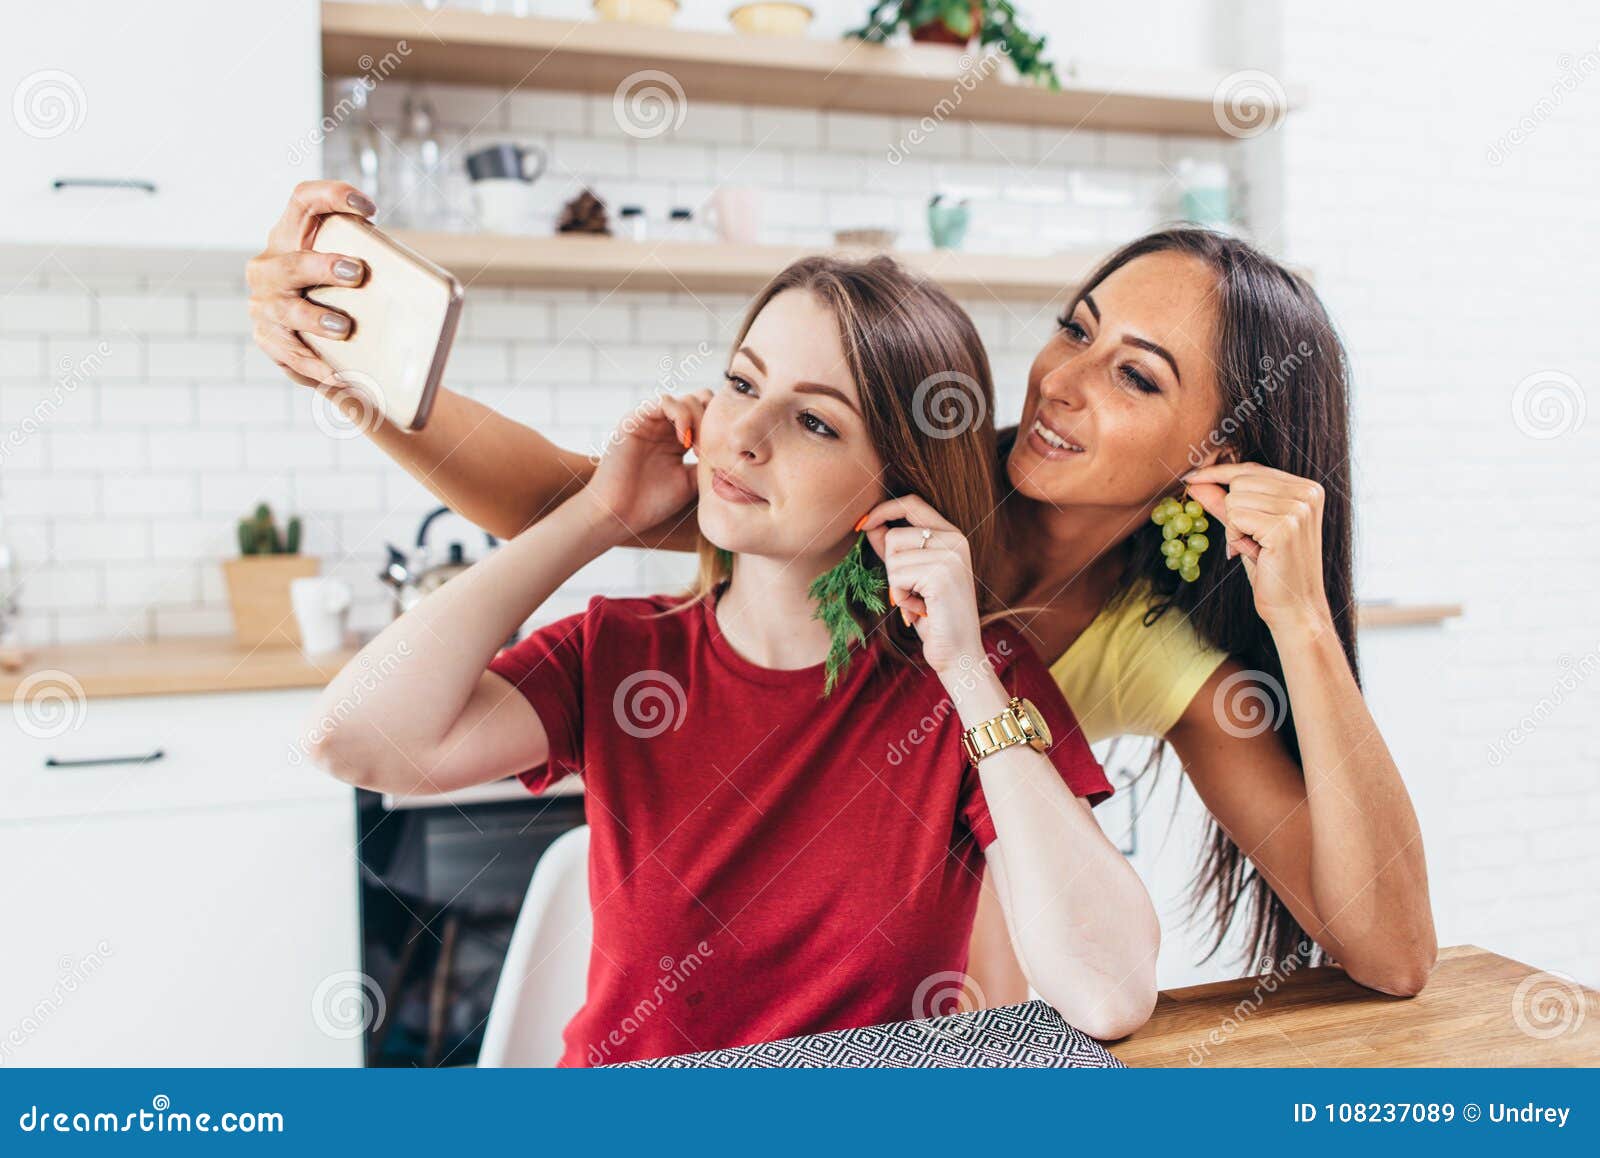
[45,748,164,769]
[51,178,158,194]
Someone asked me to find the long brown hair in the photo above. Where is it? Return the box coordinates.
[685,254,1002,663]
[1044,227,1356,973]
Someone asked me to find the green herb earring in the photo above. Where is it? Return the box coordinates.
[1152,494,1211,583]
[807,534,889,695]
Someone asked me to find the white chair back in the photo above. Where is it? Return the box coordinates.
[477,824,591,1067]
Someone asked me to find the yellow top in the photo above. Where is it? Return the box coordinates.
[1049,586,1230,744]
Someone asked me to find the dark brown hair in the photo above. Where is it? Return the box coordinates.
[686,254,1002,661]
[1068,227,1356,973]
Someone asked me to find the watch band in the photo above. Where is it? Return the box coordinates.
[961,697,1032,765]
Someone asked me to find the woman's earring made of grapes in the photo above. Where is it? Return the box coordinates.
[1152,493,1211,583]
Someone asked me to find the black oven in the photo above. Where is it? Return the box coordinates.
[353,784,586,1067]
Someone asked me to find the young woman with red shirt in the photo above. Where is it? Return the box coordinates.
[307,256,1159,1065]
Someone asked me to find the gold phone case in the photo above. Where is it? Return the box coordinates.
[302,215,463,432]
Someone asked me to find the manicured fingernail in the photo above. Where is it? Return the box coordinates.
[333,259,362,281]
[318,313,351,335]
[888,589,898,608]
[678,427,692,449]
[853,514,869,532]
[347,192,377,216]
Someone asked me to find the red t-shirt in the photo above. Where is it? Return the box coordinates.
[487,593,1111,1067]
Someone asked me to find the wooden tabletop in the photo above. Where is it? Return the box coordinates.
[0,635,360,700]
[1111,945,1598,1067]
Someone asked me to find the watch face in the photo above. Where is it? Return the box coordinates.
[1019,698,1052,750]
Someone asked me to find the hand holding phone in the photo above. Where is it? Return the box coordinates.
[301,215,463,432]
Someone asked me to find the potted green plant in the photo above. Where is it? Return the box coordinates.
[848,1,1060,88]
[221,503,319,648]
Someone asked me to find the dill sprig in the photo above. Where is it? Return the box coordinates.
[807,533,888,696]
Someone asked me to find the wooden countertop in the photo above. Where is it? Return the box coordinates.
[0,636,361,700]
[2,601,1460,702]
[1112,945,1598,1067]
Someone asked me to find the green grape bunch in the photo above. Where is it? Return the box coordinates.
[1152,495,1212,583]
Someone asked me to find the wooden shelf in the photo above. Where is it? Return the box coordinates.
[392,229,1092,300]
[321,2,1294,137]
[1356,603,1463,629]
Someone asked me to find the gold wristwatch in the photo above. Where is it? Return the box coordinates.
[960,697,1053,765]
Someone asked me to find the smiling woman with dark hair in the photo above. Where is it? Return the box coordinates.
[253,181,1435,1004]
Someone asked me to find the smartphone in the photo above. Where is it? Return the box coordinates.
[301,214,463,432]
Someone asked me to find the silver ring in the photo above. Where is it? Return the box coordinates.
[918,528,932,549]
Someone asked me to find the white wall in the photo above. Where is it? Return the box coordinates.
[1270,1,1600,986]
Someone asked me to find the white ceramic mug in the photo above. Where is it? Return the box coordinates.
[290,576,353,657]
[471,179,539,234]
[706,186,761,244]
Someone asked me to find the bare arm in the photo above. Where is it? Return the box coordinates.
[309,396,702,796]
[308,491,615,796]
[1170,651,1436,997]
[248,179,696,545]
[1179,461,1436,996]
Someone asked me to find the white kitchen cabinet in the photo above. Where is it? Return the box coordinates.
[0,688,363,1066]
[0,0,321,253]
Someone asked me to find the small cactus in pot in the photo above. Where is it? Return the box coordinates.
[236,502,303,556]
[223,502,319,647]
